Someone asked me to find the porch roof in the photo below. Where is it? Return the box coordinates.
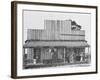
[23,40,89,48]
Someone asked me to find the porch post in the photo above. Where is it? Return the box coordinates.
[88,47,90,63]
[64,48,66,63]
[30,48,33,63]
[23,48,25,60]
[40,47,42,63]
[32,48,34,64]
[23,48,26,68]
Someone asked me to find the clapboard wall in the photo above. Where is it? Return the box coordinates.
[27,20,85,40]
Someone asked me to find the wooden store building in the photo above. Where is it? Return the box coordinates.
[23,19,90,68]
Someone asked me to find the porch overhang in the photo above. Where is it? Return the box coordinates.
[23,40,89,48]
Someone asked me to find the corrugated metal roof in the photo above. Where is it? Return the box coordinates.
[23,40,89,48]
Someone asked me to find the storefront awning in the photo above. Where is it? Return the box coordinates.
[23,40,89,48]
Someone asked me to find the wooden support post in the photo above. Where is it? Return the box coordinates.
[88,47,90,63]
[64,48,66,63]
[40,47,42,63]
[32,48,34,64]
[23,48,25,68]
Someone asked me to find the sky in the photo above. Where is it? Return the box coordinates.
[23,10,91,45]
